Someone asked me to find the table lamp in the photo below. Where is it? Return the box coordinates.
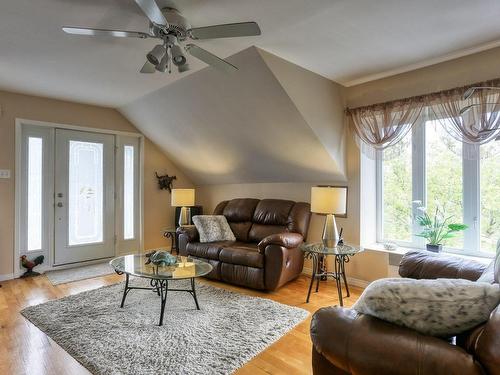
[171,188,195,226]
[311,186,347,248]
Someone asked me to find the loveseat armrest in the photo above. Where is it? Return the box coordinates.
[310,306,483,375]
[176,225,199,242]
[399,250,486,281]
[258,232,304,253]
[176,225,199,255]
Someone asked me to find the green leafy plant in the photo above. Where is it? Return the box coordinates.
[414,201,468,245]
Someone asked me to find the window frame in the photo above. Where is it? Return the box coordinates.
[18,125,54,257]
[115,136,142,255]
[376,111,495,258]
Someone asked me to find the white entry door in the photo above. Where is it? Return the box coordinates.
[54,129,115,265]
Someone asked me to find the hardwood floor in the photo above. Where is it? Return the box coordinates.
[0,273,362,375]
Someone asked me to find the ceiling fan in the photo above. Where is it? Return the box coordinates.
[62,0,261,74]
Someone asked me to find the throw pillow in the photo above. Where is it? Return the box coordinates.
[352,278,500,337]
[478,261,496,284]
[477,240,500,283]
[192,215,236,243]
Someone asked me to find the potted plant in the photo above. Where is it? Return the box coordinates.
[414,202,468,252]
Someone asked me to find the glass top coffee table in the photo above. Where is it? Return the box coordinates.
[110,254,213,326]
[301,242,363,306]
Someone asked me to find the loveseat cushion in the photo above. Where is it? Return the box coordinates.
[186,241,234,260]
[214,199,259,241]
[252,199,295,225]
[219,243,264,268]
[249,224,287,243]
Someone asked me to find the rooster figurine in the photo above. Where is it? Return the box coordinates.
[20,255,44,278]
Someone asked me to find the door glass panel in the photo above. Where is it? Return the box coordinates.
[68,141,104,245]
[123,145,135,240]
[27,137,43,251]
[480,140,500,253]
[425,120,464,249]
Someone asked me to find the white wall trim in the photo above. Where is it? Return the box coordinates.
[14,118,145,277]
[15,118,142,137]
[0,273,15,282]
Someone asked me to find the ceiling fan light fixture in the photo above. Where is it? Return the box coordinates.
[147,44,166,66]
[170,44,187,66]
[178,63,189,73]
[156,53,169,72]
[462,86,500,100]
[462,88,476,100]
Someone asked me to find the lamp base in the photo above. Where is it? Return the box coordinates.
[178,206,192,226]
[322,214,339,248]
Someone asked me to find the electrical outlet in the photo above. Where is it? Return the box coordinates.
[0,170,11,179]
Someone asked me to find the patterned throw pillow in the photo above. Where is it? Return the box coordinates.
[477,239,500,283]
[352,278,500,337]
[192,215,236,243]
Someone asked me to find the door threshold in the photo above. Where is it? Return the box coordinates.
[52,256,115,269]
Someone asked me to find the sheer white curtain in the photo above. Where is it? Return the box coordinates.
[347,98,425,159]
[429,79,500,159]
[348,79,500,159]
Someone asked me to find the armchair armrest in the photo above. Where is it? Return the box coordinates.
[176,225,199,242]
[399,250,486,281]
[258,232,303,253]
[311,306,483,375]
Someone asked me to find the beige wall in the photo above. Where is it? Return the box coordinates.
[346,46,500,108]
[0,90,193,278]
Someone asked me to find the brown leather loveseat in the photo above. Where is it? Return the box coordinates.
[177,198,311,290]
[310,250,500,375]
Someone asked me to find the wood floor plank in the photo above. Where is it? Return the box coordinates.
[0,274,362,375]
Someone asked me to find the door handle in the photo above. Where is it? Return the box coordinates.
[57,202,63,208]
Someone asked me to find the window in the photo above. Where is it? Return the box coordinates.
[123,145,135,240]
[378,115,500,256]
[68,140,104,245]
[27,137,43,251]
[381,131,412,242]
[480,140,500,253]
[117,136,140,252]
[425,121,464,249]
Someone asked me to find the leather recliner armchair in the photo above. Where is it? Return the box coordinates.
[310,250,500,375]
[177,198,311,291]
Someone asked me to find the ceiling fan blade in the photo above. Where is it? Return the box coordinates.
[134,0,168,27]
[62,26,150,39]
[140,61,156,73]
[189,22,261,40]
[186,44,237,73]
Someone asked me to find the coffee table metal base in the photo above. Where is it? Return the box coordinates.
[118,273,200,326]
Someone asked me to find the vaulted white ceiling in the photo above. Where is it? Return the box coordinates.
[1,0,500,107]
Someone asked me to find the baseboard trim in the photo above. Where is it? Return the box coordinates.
[301,268,370,289]
[0,273,15,282]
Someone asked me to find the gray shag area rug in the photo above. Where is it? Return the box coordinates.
[45,262,114,285]
[22,279,309,375]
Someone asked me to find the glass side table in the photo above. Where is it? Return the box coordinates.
[162,228,178,254]
[301,242,364,306]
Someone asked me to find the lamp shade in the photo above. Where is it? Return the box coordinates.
[311,186,347,215]
[171,189,195,207]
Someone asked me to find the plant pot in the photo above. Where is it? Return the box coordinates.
[426,244,442,253]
